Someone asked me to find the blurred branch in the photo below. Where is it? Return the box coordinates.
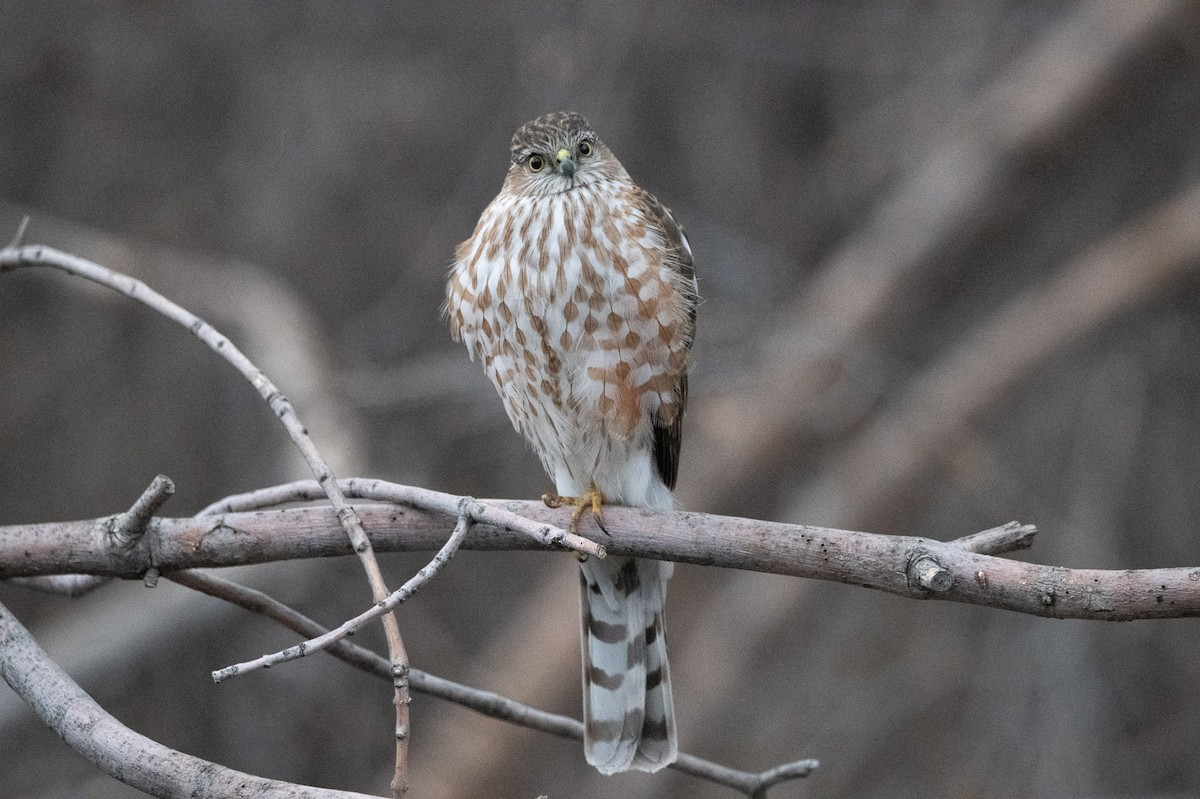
[169,568,818,798]
[686,0,1192,513]
[5,479,1200,622]
[0,598,383,799]
[788,178,1200,528]
[5,574,110,597]
[0,199,376,483]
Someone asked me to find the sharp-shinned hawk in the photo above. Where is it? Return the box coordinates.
[446,111,697,774]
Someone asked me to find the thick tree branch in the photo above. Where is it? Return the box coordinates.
[5,478,1200,621]
[0,599,382,799]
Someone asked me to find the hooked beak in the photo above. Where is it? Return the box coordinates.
[555,147,576,178]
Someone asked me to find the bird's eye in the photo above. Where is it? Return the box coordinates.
[578,139,593,156]
[528,155,545,172]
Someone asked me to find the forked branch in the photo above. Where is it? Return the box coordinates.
[211,513,473,683]
[0,236,426,794]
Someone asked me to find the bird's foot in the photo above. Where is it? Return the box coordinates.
[542,484,607,561]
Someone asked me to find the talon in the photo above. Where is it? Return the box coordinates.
[568,499,593,535]
[590,490,607,534]
[541,483,607,536]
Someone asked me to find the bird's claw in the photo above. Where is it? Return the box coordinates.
[542,484,608,543]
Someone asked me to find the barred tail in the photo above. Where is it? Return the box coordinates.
[579,555,677,774]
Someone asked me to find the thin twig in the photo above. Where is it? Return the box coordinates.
[108,474,175,549]
[167,569,817,797]
[212,513,473,683]
[196,481,344,514]
[3,214,30,252]
[197,478,604,559]
[949,521,1038,555]
[747,759,823,798]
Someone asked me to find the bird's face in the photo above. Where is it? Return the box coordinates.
[505,111,626,196]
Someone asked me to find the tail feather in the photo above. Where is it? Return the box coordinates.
[580,555,677,774]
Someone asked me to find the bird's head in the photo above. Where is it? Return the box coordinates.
[505,111,625,195]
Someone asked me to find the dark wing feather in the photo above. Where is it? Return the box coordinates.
[652,373,687,489]
[635,188,698,491]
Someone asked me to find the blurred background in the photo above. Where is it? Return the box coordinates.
[2,2,1200,797]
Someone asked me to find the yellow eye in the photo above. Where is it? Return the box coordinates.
[578,140,593,156]
[528,155,545,172]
